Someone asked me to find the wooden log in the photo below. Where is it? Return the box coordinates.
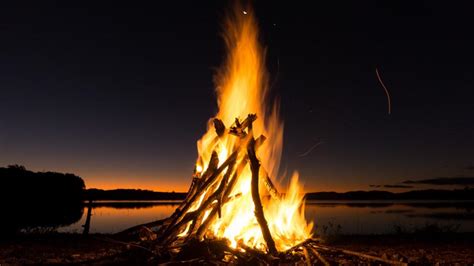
[247,138,278,255]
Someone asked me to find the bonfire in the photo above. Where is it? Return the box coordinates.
[116,3,407,265]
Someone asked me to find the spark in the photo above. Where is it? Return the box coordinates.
[242,10,247,15]
[298,140,324,157]
[375,67,392,115]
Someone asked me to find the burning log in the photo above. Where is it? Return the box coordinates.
[115,114,320,264]
[248,137,278,255]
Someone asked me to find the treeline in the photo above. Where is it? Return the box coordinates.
[306,188,474,200]
[85,188,186,201]
[0,165,85,235]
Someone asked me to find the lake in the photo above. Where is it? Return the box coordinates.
[59,200,474,235]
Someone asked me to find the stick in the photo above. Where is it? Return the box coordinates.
[93,235,155,254]
[157,151,221,238]
[161,151,237,237]
[160,122,263,243]
[195,156,247,239]
[82,199,93,235]
[283,238,312,254]
[302,247,312,266]
[238,240,278,264]
[248,137,278,255]
[194,134,266,240]
[308,246,330,266]
[315,244,406,266]
[340,248,407,265]
[261,169,281,200]
[229,114,257,137]
[160,157,238,244]
[160,155,235,242]
[213,118,226,137]
[115,218,167,238]
[216,159,235,218]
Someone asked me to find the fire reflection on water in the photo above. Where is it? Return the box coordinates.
[59,201,474,235]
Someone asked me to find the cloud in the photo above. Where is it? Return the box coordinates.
[403,177,474,186]
[384,184,414,188]
[369,184,381,188]
[406,212,474,221]
[466,166,474,170]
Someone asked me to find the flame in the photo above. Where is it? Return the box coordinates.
[185,3,312,252]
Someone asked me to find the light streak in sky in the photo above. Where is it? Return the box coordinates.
[375,67,392,115]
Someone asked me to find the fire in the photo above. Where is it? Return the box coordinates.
[182,3,313,252]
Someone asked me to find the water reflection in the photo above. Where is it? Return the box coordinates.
[3,202,84,235]
[60,200,474,235]
[60,202,178,234]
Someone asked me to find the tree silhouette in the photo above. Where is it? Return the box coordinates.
[0,165,85,236]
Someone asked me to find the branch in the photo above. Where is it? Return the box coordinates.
[247,138,278,255]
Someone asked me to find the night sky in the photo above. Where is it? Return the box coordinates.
[1,1,473,192]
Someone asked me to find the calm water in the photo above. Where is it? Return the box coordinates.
[59,200,474,235]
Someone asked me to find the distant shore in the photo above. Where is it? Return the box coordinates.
[84,188,474,201]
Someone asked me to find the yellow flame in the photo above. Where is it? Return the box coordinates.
[188,3,312,252]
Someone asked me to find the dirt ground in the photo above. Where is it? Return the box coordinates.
[328,234,474,265]
[0,233,473,265]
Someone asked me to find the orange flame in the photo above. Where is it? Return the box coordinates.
[188,3,312,252]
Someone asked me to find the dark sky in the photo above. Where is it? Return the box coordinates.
[0,1,473,192]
